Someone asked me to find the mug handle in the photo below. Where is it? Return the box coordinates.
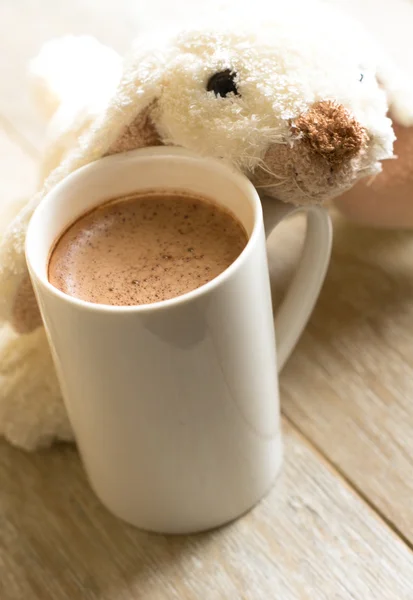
[260,195,333,373]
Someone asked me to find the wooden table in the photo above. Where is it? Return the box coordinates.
[1,1,413,598]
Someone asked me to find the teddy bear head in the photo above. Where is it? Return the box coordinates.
[105,6,395,205]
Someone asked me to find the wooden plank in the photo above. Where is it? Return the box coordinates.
[272,210,413,541]
[1,419,413,600]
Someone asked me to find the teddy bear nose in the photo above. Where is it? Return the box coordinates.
[292,100,368,166]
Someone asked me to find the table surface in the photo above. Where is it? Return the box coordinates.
[1,1,413,598]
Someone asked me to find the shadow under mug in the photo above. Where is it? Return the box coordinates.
[26,147,332,534]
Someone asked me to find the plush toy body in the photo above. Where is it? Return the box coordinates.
[0,1,407,449]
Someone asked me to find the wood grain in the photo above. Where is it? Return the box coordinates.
[277,212,413,541]
[1,419,413,600]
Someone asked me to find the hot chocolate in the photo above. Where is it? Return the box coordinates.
[48,190,248,306]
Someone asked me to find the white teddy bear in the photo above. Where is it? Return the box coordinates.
[0,1,401,449]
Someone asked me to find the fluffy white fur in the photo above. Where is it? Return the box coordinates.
[0,0,410,450]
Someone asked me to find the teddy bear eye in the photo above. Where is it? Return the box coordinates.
[207,70,239,97]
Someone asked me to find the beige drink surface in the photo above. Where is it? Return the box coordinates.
[48,191,248,306]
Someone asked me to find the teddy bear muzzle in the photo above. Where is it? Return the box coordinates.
[292,100,368,166]
[253,100,369,205]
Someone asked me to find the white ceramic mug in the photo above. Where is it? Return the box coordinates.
[26,147,332,534]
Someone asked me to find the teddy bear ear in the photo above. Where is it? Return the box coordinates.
[85,32,170,159]
[104,101,163,156]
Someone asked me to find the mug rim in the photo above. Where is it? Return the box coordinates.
[26,147,264,315]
